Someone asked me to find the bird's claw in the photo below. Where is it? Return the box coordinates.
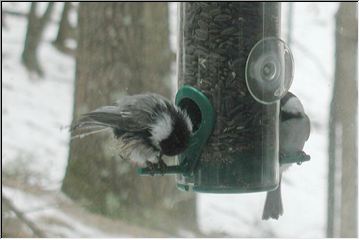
[296,151,309,164]
[146,161,156,176]
[296,151,307,158]
[145,159,167,176]
[157,159,167,175]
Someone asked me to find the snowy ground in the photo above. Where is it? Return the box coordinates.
[2,2,74,190]
[3,2,340,237]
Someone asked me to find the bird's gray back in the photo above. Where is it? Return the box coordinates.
[111,93,169,131]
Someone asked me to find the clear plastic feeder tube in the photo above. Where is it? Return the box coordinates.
[176,2,286,193]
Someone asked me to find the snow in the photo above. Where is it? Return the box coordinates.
[2,2,74,190]
[2,186,120,237]
[2,2,342,238]
[2,2,30,15]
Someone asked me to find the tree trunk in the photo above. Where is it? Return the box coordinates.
[53,2,75,54]
[22,2,54,76]
[2,8,7,29]
[327,3,358,238]
[62,2,197,234]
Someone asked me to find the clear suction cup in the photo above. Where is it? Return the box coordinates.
[245,37,294,104]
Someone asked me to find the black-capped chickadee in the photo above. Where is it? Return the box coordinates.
[71,94,193,171]
[262,91,310,220]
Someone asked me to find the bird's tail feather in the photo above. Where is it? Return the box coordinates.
[262,177,283,220]
[70,119,114,132]
[70,126,110,140]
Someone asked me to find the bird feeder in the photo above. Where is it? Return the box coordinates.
[138,2,309,193]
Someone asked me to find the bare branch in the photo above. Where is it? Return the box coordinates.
[2,193,47,238]
[2,9,28,18]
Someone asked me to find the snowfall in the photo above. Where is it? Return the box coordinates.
[2,2,341,238]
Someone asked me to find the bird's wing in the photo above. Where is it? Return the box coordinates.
[304,113,311,141]
[72,94,169,133]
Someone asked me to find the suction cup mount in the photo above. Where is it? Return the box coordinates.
[245,37,294,104]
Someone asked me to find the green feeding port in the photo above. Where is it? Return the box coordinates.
[175,85,216,176]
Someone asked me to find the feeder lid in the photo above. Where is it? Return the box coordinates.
[246,37,294,104]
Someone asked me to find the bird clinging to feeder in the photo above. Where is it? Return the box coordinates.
[71,93,193,173]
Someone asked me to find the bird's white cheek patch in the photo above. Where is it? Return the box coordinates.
[150,113,173,144]
[283,97,304,114]
[181,109,193,133]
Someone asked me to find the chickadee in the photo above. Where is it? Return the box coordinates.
[71,93,193,171]
[262,92,310,220]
